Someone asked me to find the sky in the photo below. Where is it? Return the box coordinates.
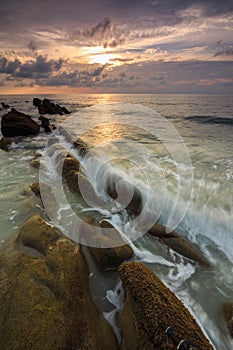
[0,0,232,94]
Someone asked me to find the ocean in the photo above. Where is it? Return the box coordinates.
[0,93,232,349]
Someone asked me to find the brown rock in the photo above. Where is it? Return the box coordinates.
[148,223,212,267]
[0,215,118,350]
[222,303,233,338]
[80,219,134,270]
[106,176,143,215]
[1,108,40,137]
[0,137,12,151]
[119,262,214,350]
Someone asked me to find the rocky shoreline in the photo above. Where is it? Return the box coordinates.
[0,98,231,348]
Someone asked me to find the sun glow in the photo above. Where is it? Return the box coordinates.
[88,53,115,65]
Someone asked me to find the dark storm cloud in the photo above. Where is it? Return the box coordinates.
[0,55,63,79]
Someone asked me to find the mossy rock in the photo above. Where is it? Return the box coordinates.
[119,262,213,350]
[80,219,134,270]
[0,215,118,350]
[148,224,212,268]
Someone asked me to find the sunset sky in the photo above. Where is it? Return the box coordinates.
[0,0,232,94]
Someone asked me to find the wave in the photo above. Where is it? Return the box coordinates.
[185,115,233,125]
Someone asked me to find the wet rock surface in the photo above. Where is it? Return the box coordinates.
[0,215,118,350]
[148,223,212,267]
[119,262,214,350]
[1,108,40,137]
[0,137,12,151]
[80,219,134,270]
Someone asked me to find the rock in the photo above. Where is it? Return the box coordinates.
[62,154,81,179]
[1,101,10,109]
[0,137,12,151]
[148,223,212,267]
[38,116,52,133]
[222,303,233,338]
[82,219,134,270]
[106,176,143,215]
[30,158,41,168]
[34,98,70,115]
[33,97,42,107]
[119,262,214,350]
[73,138,89,156]
[30,182,41,197]
[1,108,40,137]
[0,215,118,350]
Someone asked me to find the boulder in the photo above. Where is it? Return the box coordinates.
[0,215,118,350]
[119,262,213,350]
[1,108,40,137]
[148,223,212,267]
[222,303,233,338]
[82,220,134,270]
[0,137,12,151]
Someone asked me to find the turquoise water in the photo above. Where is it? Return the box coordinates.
[0,94,232,349]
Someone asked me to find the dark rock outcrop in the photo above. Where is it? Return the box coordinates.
[222,303,233,338]
[33,98,70,115]
[1,101,10,109]
[1,108,40,137]
[148,223,212,267]
[0,137,12,151]
[0,215,118,350]
[119,262,213,350]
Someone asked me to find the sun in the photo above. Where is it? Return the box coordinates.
[88,53,114,65]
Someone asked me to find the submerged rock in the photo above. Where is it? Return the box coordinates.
[0,215,118,350]
[1,108,40,137]
[222,303,233,338]
[0,137,12,151]
[148,223,212,267]
[119,262,214,350]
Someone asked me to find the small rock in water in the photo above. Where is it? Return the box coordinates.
[0,137,12,151]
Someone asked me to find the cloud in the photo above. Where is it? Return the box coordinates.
[28,40,37,52]
[214,48,233,57]
[71,17,113,42]
[0,55,64,79]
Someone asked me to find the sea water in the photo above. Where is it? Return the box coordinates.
[0,93,232,349]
